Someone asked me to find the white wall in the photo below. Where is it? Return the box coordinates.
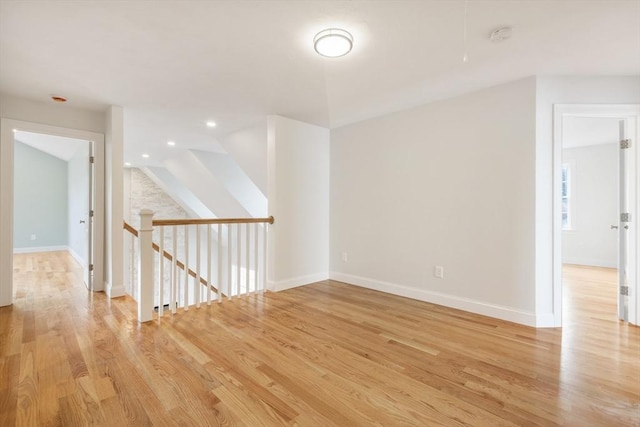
[164,151,250,219]
[535,76,640,324]
[562,144,618,267]
[105,106,124,297]
[219,121,267,195]
[267,115,329,291]
[331,77,538,325]
[67,142,90,265]
[191,150,267,217]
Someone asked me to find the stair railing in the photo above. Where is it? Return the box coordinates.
[125,211,274,322]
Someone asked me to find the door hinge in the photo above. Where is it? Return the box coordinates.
[89,210,94,217]
[621,213,631,223]
[89,264,94,272]
[89,156,95,163]
[620,139,631,149]
[620,285,629,296]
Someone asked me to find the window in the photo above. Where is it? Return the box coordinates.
[561,163,572,230]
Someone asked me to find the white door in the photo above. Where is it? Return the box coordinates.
[85,141,95,290]
[618,120,632,321]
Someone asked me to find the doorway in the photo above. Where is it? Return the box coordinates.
[553,105,640,326]
[13,131,94,288]
[0,119,104,305]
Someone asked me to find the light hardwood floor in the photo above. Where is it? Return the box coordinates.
[1,252,638,426]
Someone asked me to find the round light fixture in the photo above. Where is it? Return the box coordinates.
[167,141,176,146]
[206,121,216,128]
[124,162,131,166]
[313,28,353,58]
[142,153,149,158]
[51,95,67,103]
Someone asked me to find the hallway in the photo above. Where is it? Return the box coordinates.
[1,252,638,426]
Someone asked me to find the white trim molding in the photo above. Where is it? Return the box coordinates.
[563,258,617,269]
[330,271,547,327]
[13,246,69,254]
[106,282,126,298]
[267,272,329,292]
[553,104,640,327]
[66,246,86,268]
[0,119,105,306]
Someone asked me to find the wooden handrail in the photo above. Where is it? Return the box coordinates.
[123,221,220,294]
[152,216,274,227]
[123,221,139,237]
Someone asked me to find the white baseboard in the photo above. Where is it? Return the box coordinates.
[66,247,86,269]
[268,272,329,292]
[329,271,541,327]
[563,258,617,269]
[13,245,68,254]
[106,282,126,298]
[535,312,558,328]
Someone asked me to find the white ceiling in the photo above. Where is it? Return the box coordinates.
[14,131,88,161]
[562,117,621,149]
[1,1,639,165]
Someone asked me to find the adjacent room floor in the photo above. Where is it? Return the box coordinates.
[1,252,638,426]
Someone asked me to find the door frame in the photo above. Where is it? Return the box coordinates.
[0,119,105,304]
[553,104,640,326]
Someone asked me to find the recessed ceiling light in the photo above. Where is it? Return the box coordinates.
[314,28,353,58]
[206,121,216,128]
[167,141,176,146]
[124,162,131,166]
[51,95,67,103]
[142,154,149,158]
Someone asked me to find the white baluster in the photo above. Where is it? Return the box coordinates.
[262,221,267,292]
[237,223,242,296]
[217,223,222,303]
[227,224,233,299]
[138,209,154,322]
[184,224,189,310]
[254,223,259,293]
[207,224,212,305]
[158,226,164,317]
[130,232,135,296]
[245,223,250,295]
[195,224,201,309]
[171,225,177,313]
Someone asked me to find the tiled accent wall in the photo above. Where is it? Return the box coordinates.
[125,168,188,299]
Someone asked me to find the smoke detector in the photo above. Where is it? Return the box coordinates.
[489,27,513,42]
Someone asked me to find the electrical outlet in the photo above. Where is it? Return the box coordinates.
[434,265,444,279]
[341,252,348,263]
[30,234,36,241]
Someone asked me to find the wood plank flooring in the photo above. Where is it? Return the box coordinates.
[1,253,638,426]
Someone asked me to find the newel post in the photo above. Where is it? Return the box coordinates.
[138,209,155,322]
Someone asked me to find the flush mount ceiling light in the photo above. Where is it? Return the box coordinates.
[51,95,67,103]
[142,153,149,158]
[167,141,176,146]
[206,121,216,128]
[313,28,353,58]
